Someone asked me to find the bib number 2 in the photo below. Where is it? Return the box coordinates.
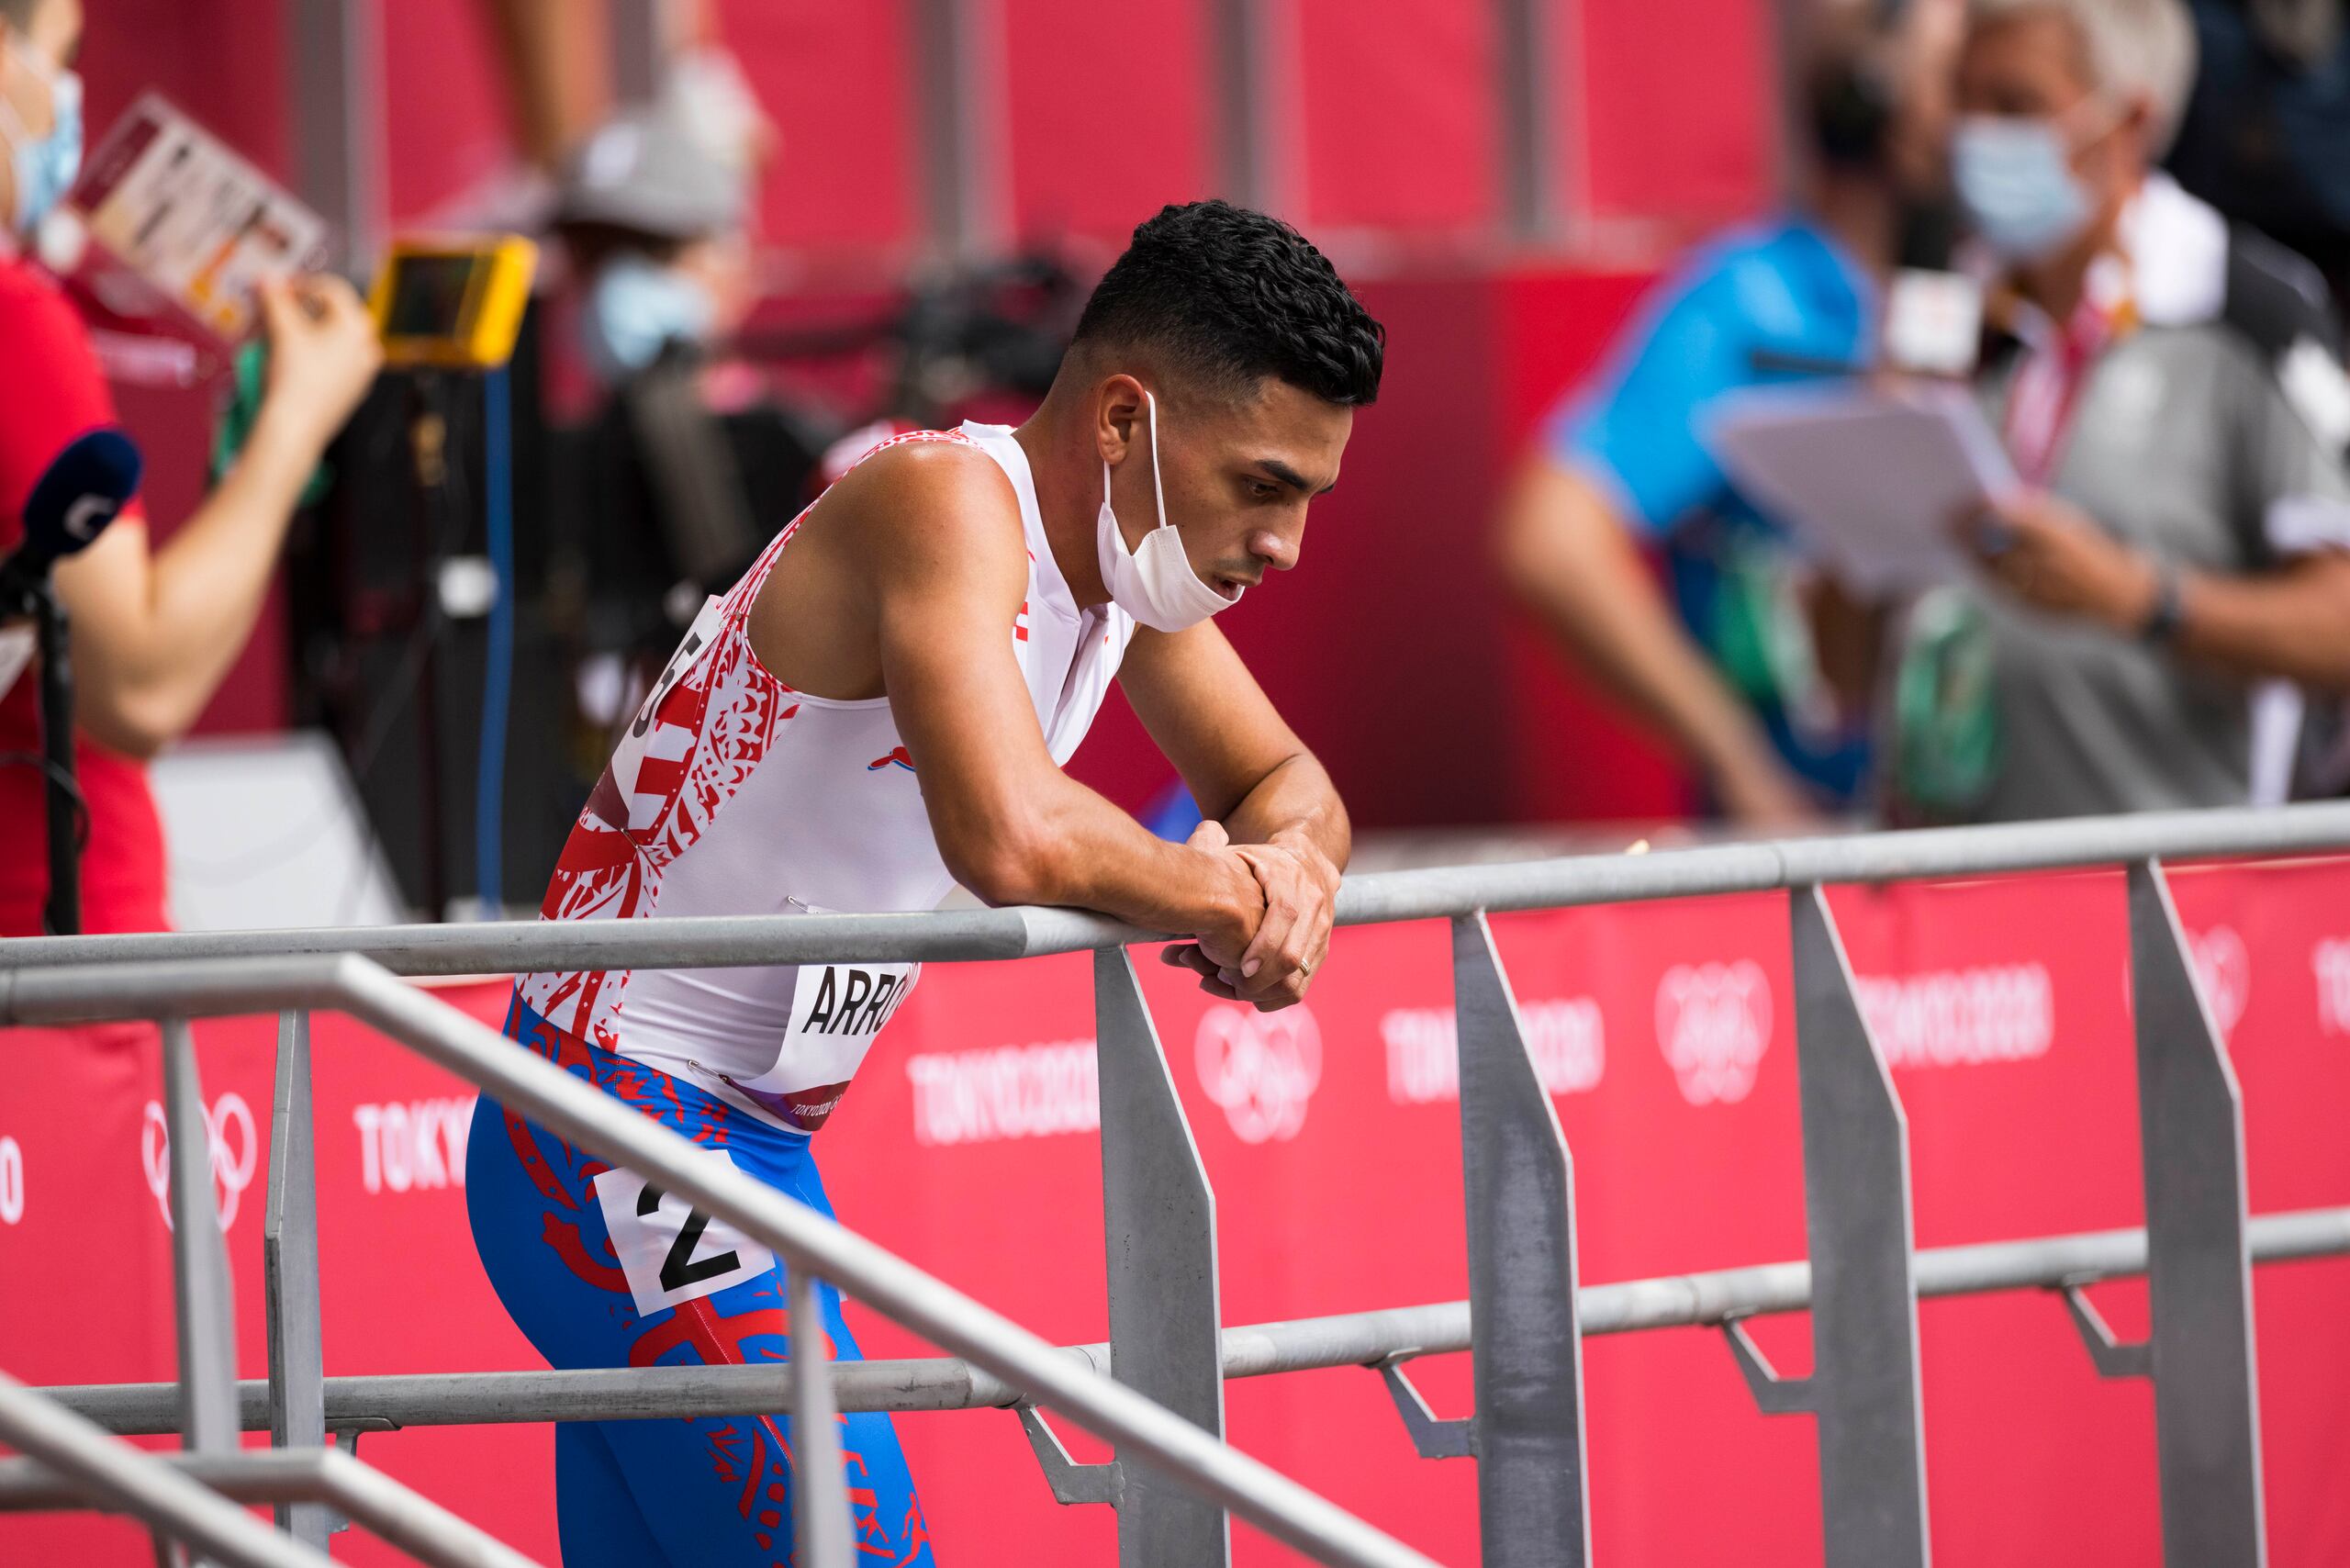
[592,1148,776,1316]
[643,1186,735,1293]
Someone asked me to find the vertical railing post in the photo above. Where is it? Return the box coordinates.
[789,1269,854,1568]
[283,0,384,272]
[1450,912,1591,1567]
[1094,947,1229,1568]
[163,1020,239,1459]
[1785,888,1930,1568]
[1211,0,1296,214]
[608,0,671,107]
[911,0,1007,261]
[1494,0,1565,241]
[162,1017,239,1568]
[2127,860,2266,1567]
[263,1011,330,1547]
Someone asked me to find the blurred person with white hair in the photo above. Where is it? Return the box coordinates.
[1891,0,2350,819]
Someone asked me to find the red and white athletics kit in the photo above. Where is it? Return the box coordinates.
[520,422,1135,1131]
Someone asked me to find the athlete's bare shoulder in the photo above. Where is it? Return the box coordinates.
[747,433,1026,700]
[822,435,1027,587]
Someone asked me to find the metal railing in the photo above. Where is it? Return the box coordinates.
[6,799,2350,1568]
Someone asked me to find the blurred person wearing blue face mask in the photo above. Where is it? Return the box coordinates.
[0,0,76,240]
[556,105,753,387]
[579,252,718,382]
[1949,108,2104,261]
[1887,0,2350,822]
[1948,0,2171,272]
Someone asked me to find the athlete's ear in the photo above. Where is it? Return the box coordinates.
[1095,375,1148,469]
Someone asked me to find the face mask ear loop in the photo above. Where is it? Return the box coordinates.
[1144,390,1169,532]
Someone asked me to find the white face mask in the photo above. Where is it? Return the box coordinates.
[1095,390,1237,633]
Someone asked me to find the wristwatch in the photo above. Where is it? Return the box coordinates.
[2137,559,2187,646]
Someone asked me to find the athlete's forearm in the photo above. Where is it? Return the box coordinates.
[1220,751,1349,872]
[945,769,1262,942]
[1058,816,1266,943]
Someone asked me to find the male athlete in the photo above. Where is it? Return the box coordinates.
[467,200,1383,1564]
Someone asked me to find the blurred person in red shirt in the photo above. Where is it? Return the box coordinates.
[0,0,381,934]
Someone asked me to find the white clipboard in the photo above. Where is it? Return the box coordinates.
[1707,381,2016,596]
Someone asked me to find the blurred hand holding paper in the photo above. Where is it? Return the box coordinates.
[42,94,331,384]
[1706,383,2018,596]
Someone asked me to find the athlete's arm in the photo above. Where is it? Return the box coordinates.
[1494,456,1817,826]
[854,448,1268,956]
[1119,620,1348,1011]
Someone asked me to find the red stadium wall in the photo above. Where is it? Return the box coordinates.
[1000,2,1215,245]
[5,859,2348,1563]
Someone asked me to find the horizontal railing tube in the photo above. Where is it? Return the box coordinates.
[0,1447,543,1568]
[1342,802,2350,926]
[41,1207,2350,1435]
[0,907,1136,982]
[1586,1205,2350,1336]
[0,1372,330,1568]
[1,803,2346,979]
[37,1356,1058,1434]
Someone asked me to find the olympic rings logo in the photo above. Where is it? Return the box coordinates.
[1194,1004,1322,1145]
[141,1094,258,1232]
[1656,960,1773,1107]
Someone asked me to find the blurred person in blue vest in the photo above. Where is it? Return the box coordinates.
[1889,0,2350,820]
[1496,1,1957,828]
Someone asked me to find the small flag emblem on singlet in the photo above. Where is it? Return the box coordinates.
[867,746,916,774]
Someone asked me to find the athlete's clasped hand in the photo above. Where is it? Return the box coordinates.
[1160,819,1341,1012]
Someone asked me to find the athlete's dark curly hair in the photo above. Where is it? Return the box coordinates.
[1073,200,1384,407]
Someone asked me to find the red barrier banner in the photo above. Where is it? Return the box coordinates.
[4,858,2346,1565]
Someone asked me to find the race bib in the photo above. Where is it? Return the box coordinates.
[728,961,921,1131]
[591,1147,776,1317]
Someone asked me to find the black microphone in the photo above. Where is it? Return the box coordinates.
[1,425,141,937]
[0,426,142,596]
